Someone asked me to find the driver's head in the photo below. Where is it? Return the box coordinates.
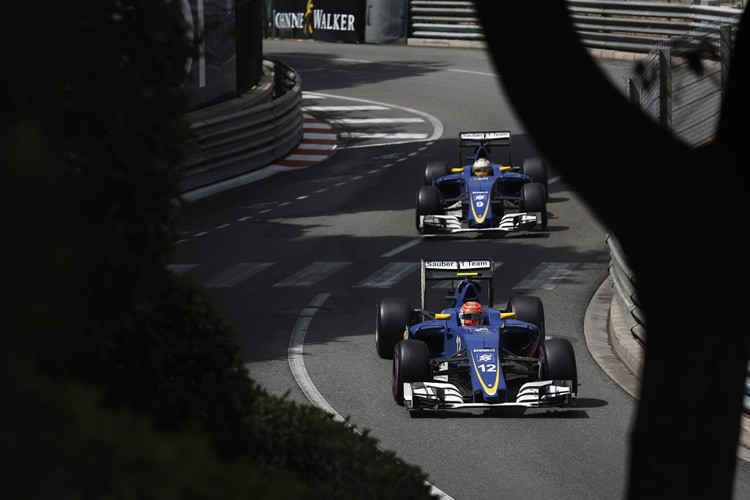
[472,157,492,176]
[459,301,483,326]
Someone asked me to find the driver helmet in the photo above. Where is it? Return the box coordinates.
[472,157,492,177]
[459,301,483,326]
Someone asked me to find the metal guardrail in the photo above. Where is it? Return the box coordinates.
[178,59,303,194]
[408,0,743,55]
[606,234,646,344]
[607,233,750,413]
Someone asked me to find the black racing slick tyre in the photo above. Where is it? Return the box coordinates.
[521,182,548,229]
[376,298,411,359]
[542,338,578,396]
[416,185,443,233]
[424,161,450,185]
[522,157,549,199]
[507,295,545,338]
[393,340,431,405]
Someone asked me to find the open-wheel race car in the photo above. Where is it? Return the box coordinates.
[416,131,549,235]
[375,259,577,415]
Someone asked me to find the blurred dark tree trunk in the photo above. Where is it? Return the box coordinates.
[474,2,749,499]
[236,0,264,92]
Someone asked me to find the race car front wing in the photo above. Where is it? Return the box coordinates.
[403,379,575,411]
[419,212,542,234]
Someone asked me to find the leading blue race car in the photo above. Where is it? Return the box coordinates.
[416,131,549,235]
[375,260,577,415]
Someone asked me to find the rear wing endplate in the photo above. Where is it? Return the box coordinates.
[420,259,495,312]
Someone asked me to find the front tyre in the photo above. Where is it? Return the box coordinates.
[542,338,578,396]
[521,182,548,230]
[393,339,431,405]
[376,298,411,359]
[424,161,450,185]
[523,157,549,200]
[416,185,443,234]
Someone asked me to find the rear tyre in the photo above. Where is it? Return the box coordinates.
[376,298,411,359]
[507,295,545,354]
[416,185,443,233]
[424,161,450,185]
[393,339,431,405]
[523,157,549,200]
[542,338,578,396]
[521,182,548,229]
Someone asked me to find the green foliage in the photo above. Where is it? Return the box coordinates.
[2,1,437,498]
[3,359,315,500]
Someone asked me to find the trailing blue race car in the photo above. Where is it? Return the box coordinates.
[416,131,549,235]
[375,260,577,414]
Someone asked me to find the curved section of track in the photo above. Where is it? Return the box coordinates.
[173,40,750,499]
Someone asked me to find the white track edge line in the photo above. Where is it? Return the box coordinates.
[287,293,455,499]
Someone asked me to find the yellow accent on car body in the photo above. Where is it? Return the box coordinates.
[451,167,464,173]
[500,312,516,319]
[435,313,452,320]
[456,272,478,277]
[471,351,500,395]
[470,196,491,223]
[499,166,512,172]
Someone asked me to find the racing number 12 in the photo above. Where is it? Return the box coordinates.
[477,363,497,373]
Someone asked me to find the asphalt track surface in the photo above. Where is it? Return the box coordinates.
[174,41,750,499]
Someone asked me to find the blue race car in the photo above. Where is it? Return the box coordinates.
[375,260,577,414]
[416,131,549,235]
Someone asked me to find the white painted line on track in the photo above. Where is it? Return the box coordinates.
[205,262,274,288]
[304,132,338,140]
[383,163,394,168]
[447,68,497,77]
[296,195,308,200]
[314,188,327,193]
[216,223,230,229]
[308,92,443,149]
[341,132,430,140]
[278,201,292,207]
[273,261,351,287]
[352,175,363,180]
[381,238,421,258]
[193,231,208,237]
[330,118,424,125]
[549,176,561,184]
[287,293,341,418]
[302,122,333,129]
[301,92,326,99]
[285,153,330,162]
[287,293,456,500]
[335,57,372,63]
[296,143,336,151]
[302,105,389,112]
[258,209,272,214]
[237,216,252,222]
[513,262,577,291]
[181,165,297,203]
[354,262,417,288]
[408,152,418,157]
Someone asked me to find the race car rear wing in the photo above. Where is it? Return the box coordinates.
[420,259,495,312]
[458,130,512,165]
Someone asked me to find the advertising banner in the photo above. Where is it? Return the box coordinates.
[272,0,365,43]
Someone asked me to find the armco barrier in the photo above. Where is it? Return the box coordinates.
[607,233,750,414]
[408,1,743,55]
[606,234,646,344]
[179,59,303,193]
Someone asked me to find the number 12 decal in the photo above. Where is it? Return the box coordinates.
[477,363,497,373]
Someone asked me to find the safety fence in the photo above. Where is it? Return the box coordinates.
[179,59,303,193]
[626,20,733,146]
[408,1,743,53]
[608,233,750,413]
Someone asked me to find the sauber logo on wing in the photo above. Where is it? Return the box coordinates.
[478,353,493,362]
[425,261,458,270]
